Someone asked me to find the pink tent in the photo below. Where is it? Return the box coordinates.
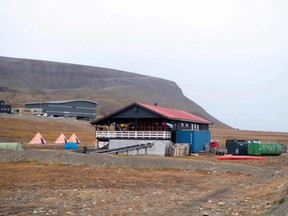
[55,133,67,145]
[29,132,47,144]
[68,133,80,144]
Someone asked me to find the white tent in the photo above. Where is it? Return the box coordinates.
[68,133,80,144]
[29,132,47,144]
[55,133,67,145]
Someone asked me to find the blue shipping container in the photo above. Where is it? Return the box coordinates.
[176,130,211,153]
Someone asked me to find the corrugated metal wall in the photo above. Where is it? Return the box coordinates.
[25,101,96,118]
[176,130,210,153]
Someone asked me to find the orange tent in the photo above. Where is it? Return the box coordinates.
[55,133,68,145]
[68,133,80,144]
[29,132,47,144]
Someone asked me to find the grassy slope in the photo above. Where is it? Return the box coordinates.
[0,114,95,146]
[1,114,287,149]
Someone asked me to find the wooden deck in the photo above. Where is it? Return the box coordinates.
[96,131,171,139]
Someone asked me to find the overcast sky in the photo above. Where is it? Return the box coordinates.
[1,0,288,132]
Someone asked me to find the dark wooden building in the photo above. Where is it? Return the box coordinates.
[0,100,11,114]
[91,102,211,155]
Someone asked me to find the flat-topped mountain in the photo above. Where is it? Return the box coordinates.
[0,56,228,127]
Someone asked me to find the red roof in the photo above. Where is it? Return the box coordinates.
[138,103,211,124]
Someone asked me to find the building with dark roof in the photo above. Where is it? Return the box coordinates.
[91,102,211,155]
[25,100,97,120]
[0,100,12,114]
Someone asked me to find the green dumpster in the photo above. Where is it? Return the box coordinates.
[248,143,282,156]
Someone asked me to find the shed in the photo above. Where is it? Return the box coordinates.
[175,130,211,153]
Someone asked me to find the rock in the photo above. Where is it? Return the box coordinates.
[218,201,225,206]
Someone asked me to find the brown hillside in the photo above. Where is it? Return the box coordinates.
[0,56,228,127]
[0,114,287,148]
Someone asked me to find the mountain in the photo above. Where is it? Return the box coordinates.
[0,56,229,127]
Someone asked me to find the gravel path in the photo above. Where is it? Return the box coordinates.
[0,149,273,178]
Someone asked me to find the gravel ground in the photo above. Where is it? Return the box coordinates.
[1,149,288,216]
[0,149,274,177]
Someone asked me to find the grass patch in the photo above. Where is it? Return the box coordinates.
[273,197,286,205]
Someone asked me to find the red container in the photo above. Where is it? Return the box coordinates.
[210,141,219,148]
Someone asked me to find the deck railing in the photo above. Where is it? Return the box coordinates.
[96,131,171,139]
